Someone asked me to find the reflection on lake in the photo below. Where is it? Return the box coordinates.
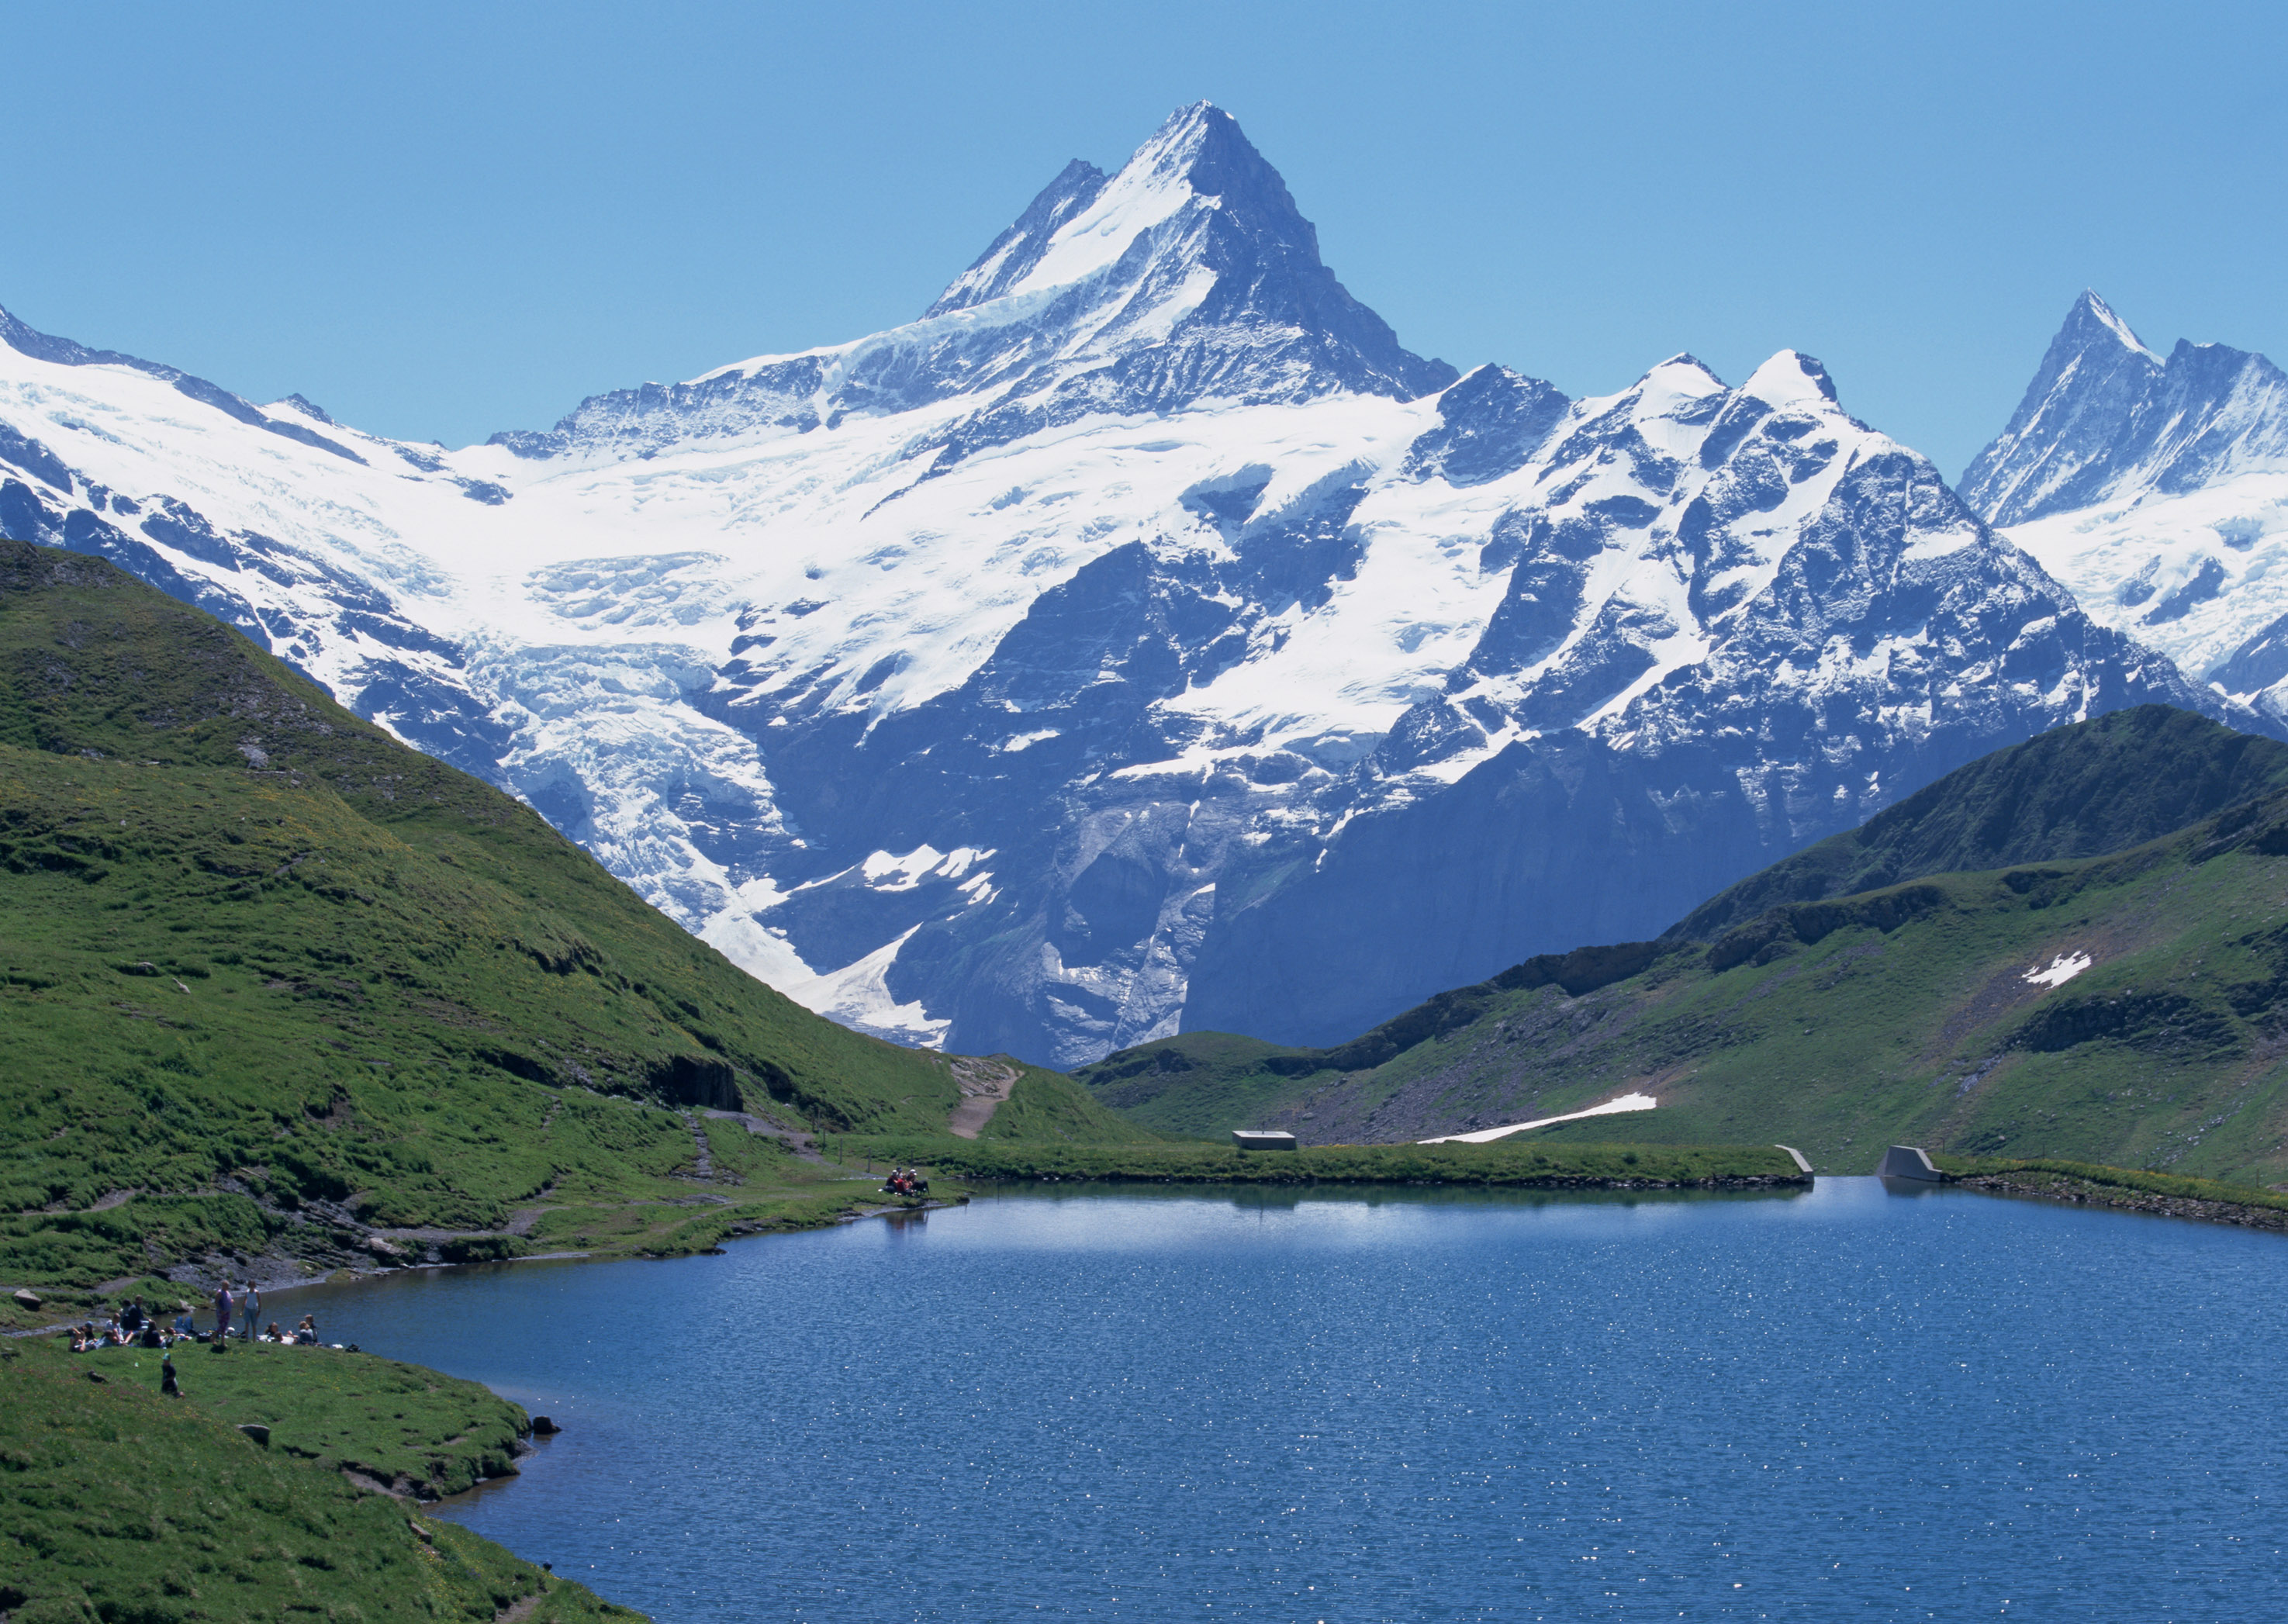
[299,1177,2288,1620]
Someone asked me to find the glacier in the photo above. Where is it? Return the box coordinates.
[0,105,2251,1066]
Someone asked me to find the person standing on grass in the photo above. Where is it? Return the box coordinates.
[213,1282,232,1347]
[242,1282,261,1342]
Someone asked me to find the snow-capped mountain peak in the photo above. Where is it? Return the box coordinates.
[1971,293,2288,724]
[1740,348,1842,409]
[1962,289,2288,527]
[927,102,1257,314]
[2079,288,2162,362]
[488,103,1453,467]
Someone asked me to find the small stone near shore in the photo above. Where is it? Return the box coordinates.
[530,1415,560,1436]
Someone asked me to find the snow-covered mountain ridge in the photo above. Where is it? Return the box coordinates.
[1968,292,2288,724]
[0,107,2248,1063]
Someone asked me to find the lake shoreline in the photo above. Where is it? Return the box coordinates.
[1950,1169,2288,1233]
[841,1135,1813,1188]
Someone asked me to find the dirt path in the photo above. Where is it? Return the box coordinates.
[947,1058,1020,1138]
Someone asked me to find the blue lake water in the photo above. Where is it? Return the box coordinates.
[296,1179,2288,1622]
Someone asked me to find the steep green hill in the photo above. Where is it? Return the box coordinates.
[1084,726,2288,1186]
[1668,705,2288,940]
[0,537,1143,1305]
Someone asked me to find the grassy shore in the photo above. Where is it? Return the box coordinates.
[2,1163,937,1334]
[1932,1153,2288,1232]
[830,1135,1807,1187]
[0,1336,638,1621]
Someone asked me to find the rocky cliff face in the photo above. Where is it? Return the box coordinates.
[0,111,2252,1066]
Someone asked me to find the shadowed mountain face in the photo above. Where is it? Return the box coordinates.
[0,112,2261,1068]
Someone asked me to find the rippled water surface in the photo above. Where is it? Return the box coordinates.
[299,1178,2288,1621]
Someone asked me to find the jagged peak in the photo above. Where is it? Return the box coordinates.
[496,102,1453,455]
[2069,289,2162,364]
[925,102,1307,319]
[1962,292,2288,526]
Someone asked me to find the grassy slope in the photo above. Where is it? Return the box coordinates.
[18,1338,532,1500]
[1086,787,2288,1184]
[969,1063,1165,1142]
[0,1341,635,1622]
[1668,704,2288,941]
[1057,1033,1305,1138]
[0,537,1144,1309]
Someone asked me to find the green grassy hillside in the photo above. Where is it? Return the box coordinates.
[1085,779,2288,1185]
[0,537,1146,1307]
[1669,704,2288,941]
[0,1339,636,1621]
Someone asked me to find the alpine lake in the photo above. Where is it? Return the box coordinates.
[289,1177,2288,1622]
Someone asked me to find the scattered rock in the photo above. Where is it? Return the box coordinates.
[237,1423,270,1446]
[529,1415,560,1436]
[85,1370,106,1384]
[10,1287,39,1310]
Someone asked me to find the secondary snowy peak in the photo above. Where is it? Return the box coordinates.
[489,103,1454,464]
[1962,291,2288,526]
[1394,343,2159,785]
[1974,295,2288,722]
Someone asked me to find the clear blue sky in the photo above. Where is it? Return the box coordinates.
[5,2,2282,477]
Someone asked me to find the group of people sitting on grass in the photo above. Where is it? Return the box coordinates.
[65,1290,331,1351]
[881,1166,931,1196]
[68,1302,175,1351]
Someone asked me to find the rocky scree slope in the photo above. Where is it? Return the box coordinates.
[0,538,1134,1299]
[1083,707,2288,1184]
[0,109,2255,1070]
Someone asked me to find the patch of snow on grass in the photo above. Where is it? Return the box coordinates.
[2023,950,2093,990]
[1419,1091,1658,1145]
